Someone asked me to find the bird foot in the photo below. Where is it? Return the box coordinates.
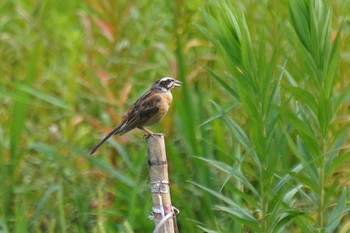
[143,133,165,140]
[139,127,165,139]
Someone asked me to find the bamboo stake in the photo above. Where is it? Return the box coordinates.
[146,134,178,233]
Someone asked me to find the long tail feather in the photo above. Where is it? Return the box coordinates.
[89,125,122,155]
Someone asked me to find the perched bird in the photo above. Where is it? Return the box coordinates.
[90,77,182,155]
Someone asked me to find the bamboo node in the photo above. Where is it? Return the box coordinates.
[148,159,167,166]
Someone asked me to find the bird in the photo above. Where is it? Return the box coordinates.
[89,77,182,155]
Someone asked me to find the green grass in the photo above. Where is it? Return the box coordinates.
[1,0,350,232]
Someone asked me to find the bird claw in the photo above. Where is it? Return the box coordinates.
[144,133,154,140]
[154,133,166,137]
[144,133,165,140]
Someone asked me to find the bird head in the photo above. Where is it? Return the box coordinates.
[152,77,182,91]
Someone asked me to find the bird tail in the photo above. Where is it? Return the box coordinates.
[89,124,122,155]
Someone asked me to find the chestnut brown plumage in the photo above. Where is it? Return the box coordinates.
[90,77,182,155]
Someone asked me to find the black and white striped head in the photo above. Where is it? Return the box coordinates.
[151,77,182,91]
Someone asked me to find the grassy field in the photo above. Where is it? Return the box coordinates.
[1,0,350,232]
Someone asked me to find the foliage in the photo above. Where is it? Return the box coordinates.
[199,0,350,232]
[0,0,349,232]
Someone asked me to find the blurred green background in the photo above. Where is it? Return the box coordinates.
[1,0,350,232]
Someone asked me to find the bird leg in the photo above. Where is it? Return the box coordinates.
[138,126,154,135]
[138,127,156,139]
[138,127,166,139]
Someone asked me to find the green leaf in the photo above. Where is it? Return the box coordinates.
[325,189,347,233]
[30,184,60,227]
[200,100,238,127]
[325,151,350,181]
[317,95,332,138]
[86,156,135,187]
[15,195,27,233]
[214,205,260,232]
[324,30,340,97]
[18,85,70,109]
[271,209,304,233]
[325,124,350,174]
[208,70,238,99]
[194,156,259,197]
[197,225,219,233]
[284,85,318,113]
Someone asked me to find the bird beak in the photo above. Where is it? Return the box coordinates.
[173,80,182,87]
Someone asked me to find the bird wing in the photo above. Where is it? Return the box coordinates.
[90,90,165,154]
[118,91,162,135]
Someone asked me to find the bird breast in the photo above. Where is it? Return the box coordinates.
[144,91,173,126]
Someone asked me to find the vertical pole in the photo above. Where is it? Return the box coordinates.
[146,134,178,233]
